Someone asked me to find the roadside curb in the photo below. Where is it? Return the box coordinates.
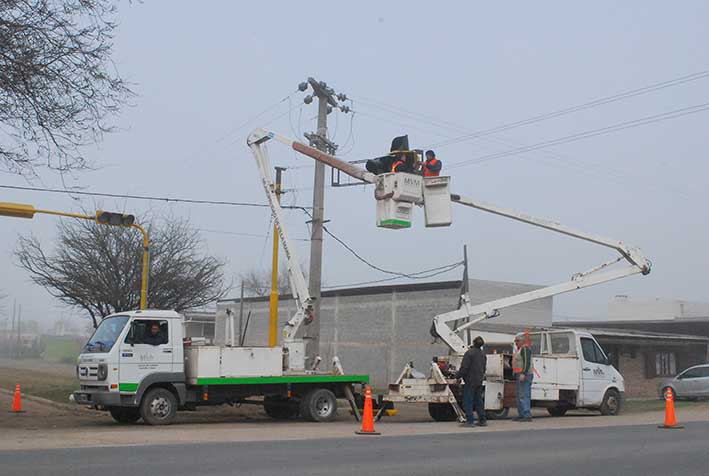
[0,387,98,414]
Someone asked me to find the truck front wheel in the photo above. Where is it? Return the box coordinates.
[300,388,337,422]
[140,388,177,425]
[599,389,621,416]
[109,407,141,424]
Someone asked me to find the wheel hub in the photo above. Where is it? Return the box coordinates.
[150,396,170,418]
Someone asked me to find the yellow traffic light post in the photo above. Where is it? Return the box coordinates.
[0,202,150,310]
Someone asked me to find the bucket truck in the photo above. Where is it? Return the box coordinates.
[245,128,651,421]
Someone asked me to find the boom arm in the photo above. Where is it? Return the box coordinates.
[246,128,652,353]
[247,131,314,342]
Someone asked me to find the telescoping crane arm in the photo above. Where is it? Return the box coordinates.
[246,128,652,353]
[247,130,317,342]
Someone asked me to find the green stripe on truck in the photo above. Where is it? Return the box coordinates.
[379,219,411,228]
[119,383,139,392]
[195,375,370,386]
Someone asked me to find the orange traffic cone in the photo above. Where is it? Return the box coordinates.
[355,386,380,435]
[658,387,683,429]
[9,384,25,413]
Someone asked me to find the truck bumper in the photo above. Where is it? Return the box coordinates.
[71,390,124,408]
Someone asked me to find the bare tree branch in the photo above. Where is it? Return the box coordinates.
[239,265,303,297]
[15,216,229,326]
[0,0,133,176]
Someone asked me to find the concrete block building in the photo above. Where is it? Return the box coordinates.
[217,278,553,389]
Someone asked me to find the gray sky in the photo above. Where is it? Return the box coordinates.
[1,1,708,329]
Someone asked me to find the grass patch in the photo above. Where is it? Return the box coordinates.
[43,336,82,364]
[624,398,709,413]
[0,365,77,403]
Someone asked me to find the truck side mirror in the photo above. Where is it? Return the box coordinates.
[605,353,614,366]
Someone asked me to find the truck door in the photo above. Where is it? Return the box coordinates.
[119,319,173,389]
[579,337,611,406]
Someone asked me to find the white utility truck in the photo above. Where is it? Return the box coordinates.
[71,310,368,424]
[390,329,625,421]
[244,128,651,421]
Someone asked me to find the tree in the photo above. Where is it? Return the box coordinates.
[15,217,229,328]
[239,266,293,297]
[0,0,132,175]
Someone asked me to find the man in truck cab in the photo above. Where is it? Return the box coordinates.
[142,321,167,346]
[513,334,533,422]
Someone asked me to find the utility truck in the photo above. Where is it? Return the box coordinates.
[244,128,651,421]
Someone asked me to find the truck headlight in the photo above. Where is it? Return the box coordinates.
[97,364,108,381]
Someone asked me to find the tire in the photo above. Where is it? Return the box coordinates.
[109,407,141,424]
[140,388,178,425]
[486,407,510,420]
[547,406,569,417]
[264,396,299,420]
[428,402,458,422]
[599,389,621,416]
[300,388,337,422]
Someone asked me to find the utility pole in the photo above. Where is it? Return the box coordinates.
[297,77,350,363]
[268,166,285,347]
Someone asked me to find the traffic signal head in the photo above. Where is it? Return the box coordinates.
[95,210,135,227]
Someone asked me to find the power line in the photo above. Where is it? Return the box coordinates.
[448,101,709,169]
[0,184,310,209]
[322,262,463,289]
[416,69,709,148]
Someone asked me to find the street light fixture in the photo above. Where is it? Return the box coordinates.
[0,202,151,310]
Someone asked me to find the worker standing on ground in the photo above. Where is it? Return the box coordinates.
[456,336,487,427]
[423,150,442,177]
[513,335,533,422]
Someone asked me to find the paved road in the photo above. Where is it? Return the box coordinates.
[2,422,707,476]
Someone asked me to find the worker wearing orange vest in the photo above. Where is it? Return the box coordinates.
[513,334,534,421]
[423,150,442,177]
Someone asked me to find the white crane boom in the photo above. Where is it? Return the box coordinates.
[246,128,651,355]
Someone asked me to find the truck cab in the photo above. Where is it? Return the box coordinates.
[72,310,187,424]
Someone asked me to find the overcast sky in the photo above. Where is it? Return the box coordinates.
[1,1,708,329]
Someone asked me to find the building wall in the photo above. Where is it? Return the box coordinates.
[218,279,552,388]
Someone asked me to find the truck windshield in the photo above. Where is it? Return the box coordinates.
[83,316,130,353]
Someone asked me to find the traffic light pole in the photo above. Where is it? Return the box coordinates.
[0,202,150,310]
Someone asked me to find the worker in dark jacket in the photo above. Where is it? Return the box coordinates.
[423,150,442,177]
[456,336,487,427]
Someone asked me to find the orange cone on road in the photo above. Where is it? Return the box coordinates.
[355,386,380,435]
[9,384,25,413]
[659,387,683,429]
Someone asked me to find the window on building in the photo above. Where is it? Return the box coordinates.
[645,351,677,378]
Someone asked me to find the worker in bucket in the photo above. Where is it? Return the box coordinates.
[513,334,533,422]
[456,336,487,427]
[423,150,442,177]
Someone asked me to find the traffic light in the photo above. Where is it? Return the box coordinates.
[95,210,135,227]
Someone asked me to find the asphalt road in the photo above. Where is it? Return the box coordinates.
[2,422,708,476]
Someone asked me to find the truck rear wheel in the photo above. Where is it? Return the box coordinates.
[300,388,337,422]
[109,407,141,424]
[264,396,299,420]
[486,407,509,420]
[140,388,177,425]
[599,389,621,416]
[428,403,458,422]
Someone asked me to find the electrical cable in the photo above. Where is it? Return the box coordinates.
[0,184,310,209]
[448,101,709,169]
[322,262,463,289]
[297,207,462,279]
